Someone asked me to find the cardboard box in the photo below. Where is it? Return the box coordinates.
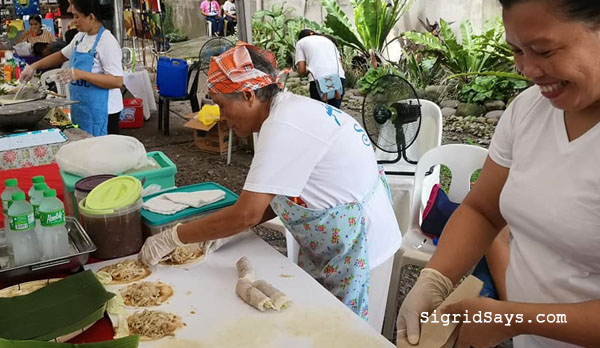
[184,118,238,155]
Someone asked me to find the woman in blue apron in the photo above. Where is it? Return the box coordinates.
[138,42,402,331]
[20,0,124,136]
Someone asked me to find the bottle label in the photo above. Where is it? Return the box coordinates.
[40,209,65,227]
[9,213,35,231]
[33,204,40,220]
[1,199,8,214]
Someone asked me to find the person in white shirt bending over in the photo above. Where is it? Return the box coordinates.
[138,42,402,333]
[295,29,346,109]
[396,1,600,348]
[222,0,236,36]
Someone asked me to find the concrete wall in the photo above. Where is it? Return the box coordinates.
[165,0,503,46]
[164,0,208,39]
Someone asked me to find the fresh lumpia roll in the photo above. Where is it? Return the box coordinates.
[236,256,255,281]
[235,278,273,311]
[253,279,292,311]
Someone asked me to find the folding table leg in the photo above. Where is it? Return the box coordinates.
[158,97,163,131]
[163,99,170,136]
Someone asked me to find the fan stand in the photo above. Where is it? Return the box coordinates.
[377,150,418,176]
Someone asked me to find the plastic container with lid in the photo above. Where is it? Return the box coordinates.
[78,176,143,259]
[141,182,239,237]
[74,175,117,217]
[61,151,177,218]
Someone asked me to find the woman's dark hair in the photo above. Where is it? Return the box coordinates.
[72,0,113,22]
[298,29,315,41]
[499,0,600,27]
[29,16,42,25]
[65,28,78,44]
[32,42,48,57]
[297,29,339,47]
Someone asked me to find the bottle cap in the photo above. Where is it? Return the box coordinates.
[11,192,26,201]
[43,189,57,198]
[4,178,17,187]
[34,183,49,191]
[32,176,45,184]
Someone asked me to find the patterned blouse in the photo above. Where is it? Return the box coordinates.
[19,30,55,44]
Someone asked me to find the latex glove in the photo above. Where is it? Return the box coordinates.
[397,268,454,344]
[202,234,241,255]
[56,68,76,84]
[442,297,514,348]
[19,65,35,82]
[138,223,185,266]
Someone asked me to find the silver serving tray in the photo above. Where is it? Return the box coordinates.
[0,217,96,282]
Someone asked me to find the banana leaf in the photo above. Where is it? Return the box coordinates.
[0,335,139,348]
[0,271,114,341]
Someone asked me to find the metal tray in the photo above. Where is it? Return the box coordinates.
[0,217,96,283]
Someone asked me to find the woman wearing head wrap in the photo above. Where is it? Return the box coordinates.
[139,41,402,331]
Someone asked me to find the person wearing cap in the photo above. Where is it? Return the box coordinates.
[139,41,402,331]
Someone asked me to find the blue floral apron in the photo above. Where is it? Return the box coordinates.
[270,168,391,321]
[69,26,109,137]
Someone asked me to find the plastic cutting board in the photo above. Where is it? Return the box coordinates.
[141,182,238,226]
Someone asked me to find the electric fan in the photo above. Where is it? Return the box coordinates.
[198,37,235,75]
[361,74,422,175]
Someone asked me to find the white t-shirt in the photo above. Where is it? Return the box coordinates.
[244,92,402,269]
[295,35,345,82]
[490,86,600,348]
[222,1,236,15]
[61,29,124,114]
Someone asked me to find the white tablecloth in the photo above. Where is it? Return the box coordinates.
[85,230,394,348]
[123,69,157,120]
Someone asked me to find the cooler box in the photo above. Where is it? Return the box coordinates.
[61,151,177,219]
[156,57,188,98]
[141,182,238,237]
[119,98,144,129]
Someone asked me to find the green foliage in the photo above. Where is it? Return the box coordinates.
[395,50,443,89]
[252,3,329,68]
[403,18,514,76]
[321,0,414,62]
[162,3,187,42]
[357,65,403,94]
[459,75,529,103]
[165,32,188,43]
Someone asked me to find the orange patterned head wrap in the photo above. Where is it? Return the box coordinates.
[207,41,290,94]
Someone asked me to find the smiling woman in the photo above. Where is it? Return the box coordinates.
[20,0,123,137]
[396,1,600,348]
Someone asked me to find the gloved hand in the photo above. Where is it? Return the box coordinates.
[397,268,454,344]
[19,65,35,82]
[138,223,185,266]
[202,234,242,255]
[56,68,76,84]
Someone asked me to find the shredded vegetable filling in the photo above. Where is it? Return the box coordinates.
[101,260,148,282]
[122,282,165,307]
[128,310,181,339]
[162,246,203,265]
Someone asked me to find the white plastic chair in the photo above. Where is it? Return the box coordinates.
[40,68,70,99]
[379,99,443,234]
[205,20,213,37]
[381,144,489,340]
[260,218,299,264]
